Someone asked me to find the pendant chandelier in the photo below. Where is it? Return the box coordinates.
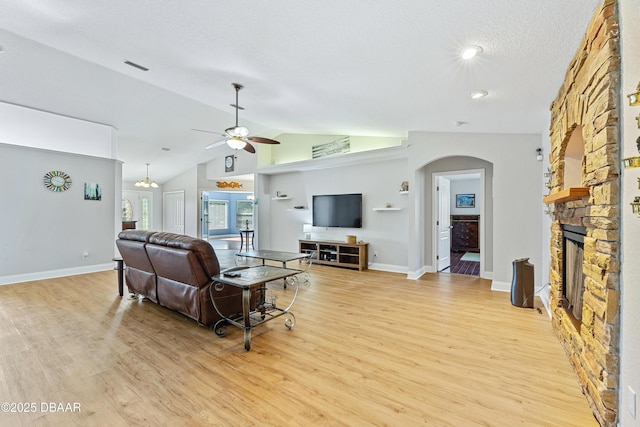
[135,163,159,188]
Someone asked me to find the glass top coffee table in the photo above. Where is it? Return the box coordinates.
[211,265,303,351]
[236,250,312,286]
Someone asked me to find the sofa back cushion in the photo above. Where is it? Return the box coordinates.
[148,232,221,277]
[146,245,209,288]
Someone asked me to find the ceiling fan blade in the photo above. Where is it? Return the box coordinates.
[192,128,225,136]
[205,139,228,149]
[243,142,256,153]
[247,136,280,145]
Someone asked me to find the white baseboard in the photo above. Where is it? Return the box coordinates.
[491,280,511,293]
[481,270,494,280]
[0,263,113,286]
[368,263,408,274]
[407,265,433,280]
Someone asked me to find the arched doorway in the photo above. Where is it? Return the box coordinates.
[417,156,494,279]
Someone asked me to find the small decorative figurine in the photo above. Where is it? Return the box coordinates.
[628,82,640,106]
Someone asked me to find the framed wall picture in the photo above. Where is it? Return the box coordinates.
[456,194,475,208]
[84,182,102,200]
[225,155,235,172]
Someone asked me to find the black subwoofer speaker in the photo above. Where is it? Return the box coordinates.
[511,258,534,308]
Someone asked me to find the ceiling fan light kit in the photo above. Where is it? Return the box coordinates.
[226,126,250,138]
[228,137,247,150]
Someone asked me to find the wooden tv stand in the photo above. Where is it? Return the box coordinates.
[299,239,368,271]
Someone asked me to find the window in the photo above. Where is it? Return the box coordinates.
[209,200,229,230]
[122,198,133,221]
[141,195,151,230]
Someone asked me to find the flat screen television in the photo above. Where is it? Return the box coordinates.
[312,193,362,228]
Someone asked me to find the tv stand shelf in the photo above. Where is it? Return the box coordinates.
[299,239,368,271]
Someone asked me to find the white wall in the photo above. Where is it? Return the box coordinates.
[206,148,257,179]
[540,134,552,313]
[0,144,118,285]
[258,158,410,271]
[266,134,403,165]
[619,1,640,425]
[407,131,543,289]
[0,103,119,285]
[0,101,116,158]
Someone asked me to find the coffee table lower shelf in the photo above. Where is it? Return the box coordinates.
[213,306,296,351]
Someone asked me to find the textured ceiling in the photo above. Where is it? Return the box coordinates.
[0,0,601,182]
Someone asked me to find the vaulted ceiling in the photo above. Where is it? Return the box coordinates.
[0,1,601,182]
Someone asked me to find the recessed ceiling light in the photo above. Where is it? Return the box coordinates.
[470,90,488,99]
[462,45,483,60]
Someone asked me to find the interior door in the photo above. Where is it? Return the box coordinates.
[163,191,185,234]
[437,176,451,271]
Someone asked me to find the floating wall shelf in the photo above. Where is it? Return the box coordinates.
[372,207,403,211]
[543,187,590,204]
[622,156,640,168]
[272,197,291,200]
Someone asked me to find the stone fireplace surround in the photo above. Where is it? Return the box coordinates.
[546,1,620,425]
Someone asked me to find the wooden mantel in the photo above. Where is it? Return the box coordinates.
[543,187,590,204]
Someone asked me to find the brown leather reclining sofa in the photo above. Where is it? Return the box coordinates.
[116,230,244,327]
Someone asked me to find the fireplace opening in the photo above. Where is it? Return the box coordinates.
[562,225,586,331]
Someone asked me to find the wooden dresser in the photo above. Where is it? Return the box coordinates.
[451,215,479,252]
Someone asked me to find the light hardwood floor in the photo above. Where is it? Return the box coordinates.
[0,265,597,426]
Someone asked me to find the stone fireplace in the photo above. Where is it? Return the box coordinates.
[545,1,620,425]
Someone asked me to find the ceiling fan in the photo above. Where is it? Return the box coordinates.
[193,83,280,153]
